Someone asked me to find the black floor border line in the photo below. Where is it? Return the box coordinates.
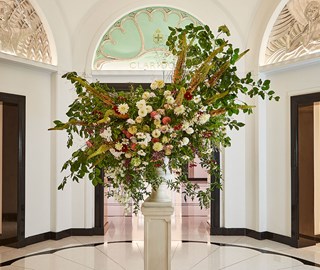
[1,240,319,268]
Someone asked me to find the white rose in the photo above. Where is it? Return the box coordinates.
[186,127,194,134]
[182,137,189,146]
[136,99,146,109]
[138,108,148,117]
[146,105,153,113]
[152,129,161,138]
[166,96,175,104]
[164,90,171,97]
[142,92,150,99]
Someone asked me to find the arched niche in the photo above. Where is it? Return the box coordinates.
[92,6,203,71]
[261,0,320,66]
[0,0,57,65]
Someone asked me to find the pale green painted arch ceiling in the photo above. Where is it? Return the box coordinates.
[93,7,203,70]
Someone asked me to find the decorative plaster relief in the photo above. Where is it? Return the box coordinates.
[0,0,51,64]
[93,7,201,70]
[266,0,320,64]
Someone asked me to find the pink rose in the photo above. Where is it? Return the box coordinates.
[150,111,158,118]
[162,116,171,125]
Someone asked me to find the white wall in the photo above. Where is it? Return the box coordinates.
[0,59,52,237]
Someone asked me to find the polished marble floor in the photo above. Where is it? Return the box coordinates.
[1,191,320,269]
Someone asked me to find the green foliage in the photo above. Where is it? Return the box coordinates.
[50,23,279,213]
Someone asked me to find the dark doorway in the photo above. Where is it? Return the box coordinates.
[0,93,25,247]
[291,93,320,247]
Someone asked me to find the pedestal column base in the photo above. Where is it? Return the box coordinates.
[141,201,174,270]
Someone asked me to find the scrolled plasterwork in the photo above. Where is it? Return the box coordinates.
[265,0,320,64]
[0,0,52,64]
[93,7,201,70]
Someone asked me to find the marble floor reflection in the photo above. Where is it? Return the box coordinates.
[1,189,320,269]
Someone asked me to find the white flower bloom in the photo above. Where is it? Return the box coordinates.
[118,103,129,114]
[162,136,169,143]
[166,96,175,104]
[164,90,171,97]
[136,132,146,139]
[161,125,169,133]
[142,162,149,166]
[130,137,137,143]
[115,143,123,151]
[199,113,210,124]
[152,129,161,138]
[174,105,185,115]
[131,157,141,167]
[142,92,150,99]
[136,99,146,109]
[182,137,189,146]
[100,127,113,142]
[127,118,135,124]
[154,119,161,127]
[182,121,190,130]
[128,125,137,134]
[182,155,190,160]
[138,150,146,156]
[125,152,132,158]
[122,138,129,144]
[186,127,194,134]
[150,80,165,90]
[193,95,201,103]
[138,108,148,117]
[144,133,152,144]
[135,116,143,123]
[110,148,122,158]
[153,142,163,152]
[200,106,208,112]
[149,93,156,98]
[146,105,153,113]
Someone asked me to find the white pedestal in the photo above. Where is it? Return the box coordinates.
[142,200,174,270]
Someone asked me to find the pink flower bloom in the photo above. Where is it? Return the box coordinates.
[86,140,93,148]
[162,116,171,125]
[150,111,158,118]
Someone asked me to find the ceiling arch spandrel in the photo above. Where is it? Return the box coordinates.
[93,7,202,71]
[0,0,52,64]
[265,0,320,65]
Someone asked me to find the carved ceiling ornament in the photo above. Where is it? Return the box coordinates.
[0,0,52,64]
[265,0,320,64]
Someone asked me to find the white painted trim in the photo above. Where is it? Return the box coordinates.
[259,53,320,74]
[0,52,58,73]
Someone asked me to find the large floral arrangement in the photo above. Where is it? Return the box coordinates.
[50,24,278,213]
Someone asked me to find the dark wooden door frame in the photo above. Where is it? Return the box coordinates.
[291,92,320,247]
[0,92,26,247]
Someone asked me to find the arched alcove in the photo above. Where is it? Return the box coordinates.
[0,0,57,65]
[261,0,320,66]
[93,7,202,71]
